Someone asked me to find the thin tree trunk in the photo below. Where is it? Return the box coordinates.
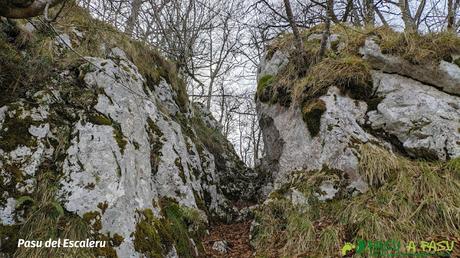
[317,15,331,63]
[283,0,307,73]
[447,0,460,30]
[341,0,353,22]
[364,0,375,26]
[206,78,214,110]
[125,0,143,37]
[399,0,417,32]
[375,7,389,27]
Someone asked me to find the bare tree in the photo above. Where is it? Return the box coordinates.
[393,0,427,32]
[125,0,143,37]
[363,0,375,25]
[283,0,306,67]
[447,0,460,30]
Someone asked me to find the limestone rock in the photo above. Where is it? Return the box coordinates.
[360,38,460,96]
[257,86,374,191]
[367,71,460,160]
[0,44,252,257]
[212,240,229,254]
[258,49,289,79]
[257,36,460,198]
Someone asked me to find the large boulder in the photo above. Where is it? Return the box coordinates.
[256,33,460,193]
[0,37,251,257]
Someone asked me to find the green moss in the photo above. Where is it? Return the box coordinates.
[175,157,187,183]
[133,209,173,258]
[112,123,127,154]
[268,190,285,200]
[454,57,460,67]
[83,211,103,232]
[257,75,274,102]
[146,118,164,175]
[159,198,206,257]
[97,201,109,214]
[88,113,112,126]
[71,89,97,109]
[302,99,327,137]
[110,233,124,247]
[193,190,207,212]
[0,114,38,152]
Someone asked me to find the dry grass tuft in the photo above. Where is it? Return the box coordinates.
[253,144,460,257]
[261,25,460,110]
[13,171,96,258]
[293,55,372,102]
[374,28,460,65]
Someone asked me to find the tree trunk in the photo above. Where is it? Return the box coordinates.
[341,0,353,22]
[283,0,307,73]
[447,0,460,30]
[364,0,375,26]
[317,15,331,63]
[125,0,143,37]
[399,0,417,32]
[206,77,214,110]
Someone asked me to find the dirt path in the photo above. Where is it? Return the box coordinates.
[202,220,254,257]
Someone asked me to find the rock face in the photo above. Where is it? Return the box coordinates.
[360,38,460,96]
[256,35,460,194]
[0,39,251,256]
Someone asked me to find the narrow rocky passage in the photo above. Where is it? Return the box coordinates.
[202,220,254,257]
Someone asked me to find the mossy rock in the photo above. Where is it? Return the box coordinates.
[0,114,39,152]
[175,157,187,183]
[302,99,327,137]
[257,75,274,103]
[112,122,127,154]
[454,57,460,67]
[134,199,206,258]
[133,209,173,258]
[88,112,112,126]
[159,198,206,257]
[146,118,164,175]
